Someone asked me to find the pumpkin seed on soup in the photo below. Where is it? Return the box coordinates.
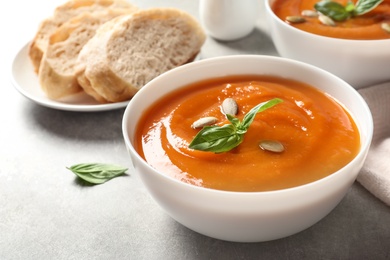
[301,10,319,17]
[221,98,238,116]
[286,16,306,24]
[191,117,218,129]
[259,140,285,153]
[382,23,390,33]
[319,14,335,26]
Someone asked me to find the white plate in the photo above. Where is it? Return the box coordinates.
[10,42,129,112]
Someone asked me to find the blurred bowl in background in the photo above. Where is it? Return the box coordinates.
[265,0,390,89]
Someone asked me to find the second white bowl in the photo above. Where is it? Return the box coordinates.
[264,0,390,89]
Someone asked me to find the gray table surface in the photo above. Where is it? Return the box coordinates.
[1,0,389,259]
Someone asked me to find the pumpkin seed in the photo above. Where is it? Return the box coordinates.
[318,14,335,26]
[381,23,390,33]
[191,117,218,129]
[301,10,318,17]
[286,16,306,24]
[259,140,285,153]
[221,98,238,116]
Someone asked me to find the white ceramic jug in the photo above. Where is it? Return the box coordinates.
[199,0,259,41]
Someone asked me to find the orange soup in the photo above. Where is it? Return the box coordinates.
[135,76,360,192]
[272,0,390,40]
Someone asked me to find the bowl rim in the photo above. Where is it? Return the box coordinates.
[122,55,373,196]
[264,0,390,43]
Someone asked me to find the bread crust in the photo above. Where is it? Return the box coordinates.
[38,9,135,99]
[76,8,206,103]
[29,0,137,73]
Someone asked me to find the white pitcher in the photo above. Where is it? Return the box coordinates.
[199,0,259,41]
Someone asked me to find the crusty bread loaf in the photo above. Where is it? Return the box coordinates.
[38,9,135,99]
[29,0,137,73]
[75,8,206,103]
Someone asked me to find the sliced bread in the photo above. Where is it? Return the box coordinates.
[38,9,134,99]
[29,0,137,73]
[75,8,206,103]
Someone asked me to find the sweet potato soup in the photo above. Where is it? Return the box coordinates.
[272,0,390,40]
[135,76,360,192]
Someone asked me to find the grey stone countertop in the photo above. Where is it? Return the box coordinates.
[1,0,389,259]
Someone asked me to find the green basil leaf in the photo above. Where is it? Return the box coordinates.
[189,124,243,153]
[241,98,283,129]
[67,163,127,184]
[345,1,356,12]
[315,0,351,21]
[354,0,383,15]
[226,114,241,128]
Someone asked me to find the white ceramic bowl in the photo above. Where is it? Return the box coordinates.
[122,55,373,242]
[264,0,390,89]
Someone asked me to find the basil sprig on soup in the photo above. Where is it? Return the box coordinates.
[189,98,283,153]
[314,0,384,21]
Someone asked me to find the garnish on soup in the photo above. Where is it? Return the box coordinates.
[189,98,283,153]
[314,0,383,22]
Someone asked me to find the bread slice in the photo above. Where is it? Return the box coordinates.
[29,0,137,73]
[75,8,206,103]
[38,9,134,99]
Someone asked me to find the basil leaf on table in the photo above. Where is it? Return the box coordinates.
[189,98,283,153]
[67,163,128,184]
